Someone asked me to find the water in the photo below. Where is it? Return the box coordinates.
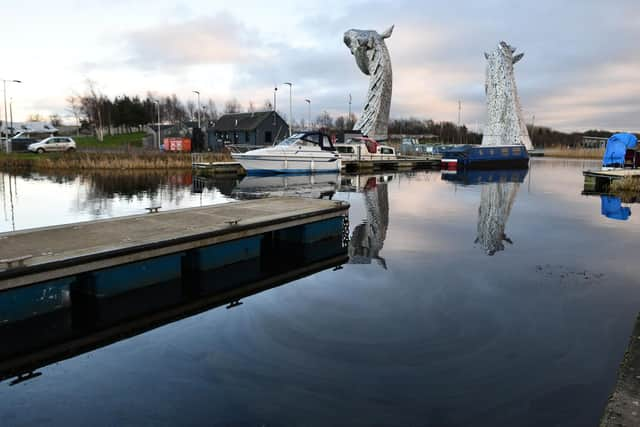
[1,158,639,426]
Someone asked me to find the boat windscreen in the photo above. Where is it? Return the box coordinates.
[277,133,307,146]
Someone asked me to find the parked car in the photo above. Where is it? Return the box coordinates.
[28,136,76,153]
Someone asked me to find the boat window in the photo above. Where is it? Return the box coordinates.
[337,146,354,153]
[301,134,320,144]
[277,133,306,146]
[381,147,394,154]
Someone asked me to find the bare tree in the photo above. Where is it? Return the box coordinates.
[247,101,256,113]
[49,114,62,127]
[224,98,242,114]
[206,99,218,121]
[263,99,273,111]
[186,100,196,120]
[66,95,83,135]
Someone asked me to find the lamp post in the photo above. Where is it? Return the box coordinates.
[154,100,161,149]
[9,98,13,136]
[192,90,201,129]
[305,98,311,129]
[273,86,278,126]
[2,79,21,153]
[283,82,292,135]
[348,93,352,127]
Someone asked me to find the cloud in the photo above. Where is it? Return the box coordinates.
[125,13,266,68]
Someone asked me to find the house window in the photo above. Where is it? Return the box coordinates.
[264,131,272,144]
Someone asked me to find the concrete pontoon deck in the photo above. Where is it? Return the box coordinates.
[0,198,349,291]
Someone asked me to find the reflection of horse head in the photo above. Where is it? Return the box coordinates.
[349,176,390,268]
[482,41,532,150]
[475,180,520,255]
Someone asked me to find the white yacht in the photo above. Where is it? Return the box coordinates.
[334,136,397,160]
[231,132,341,175]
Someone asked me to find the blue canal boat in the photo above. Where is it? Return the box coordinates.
[440,145,529,170]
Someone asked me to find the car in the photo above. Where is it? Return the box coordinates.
[28,136,76,153]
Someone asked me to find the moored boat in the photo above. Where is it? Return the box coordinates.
[440,144,529,170]
[231,132,341,175]
[335,136,397,160]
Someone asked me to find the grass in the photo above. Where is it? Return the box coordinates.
[543,147,604,159]
[74,132,146,149]
[0,151,231,171]
[610,176,640,202]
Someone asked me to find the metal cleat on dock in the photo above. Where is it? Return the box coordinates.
[145,206,161,213]
[225,219,240,226]
[0,254,33,270]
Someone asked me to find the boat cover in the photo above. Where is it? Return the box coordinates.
[603,133,638,167]
[600,195,631,220]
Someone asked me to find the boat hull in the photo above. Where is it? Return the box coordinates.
[232,154,341,175]
[441,145,529,170]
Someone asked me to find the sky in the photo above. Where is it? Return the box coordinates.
[1,0,639,132]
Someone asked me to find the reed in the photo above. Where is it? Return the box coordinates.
[0,151,232,171]
[543,147,604,159]
[610,176,640,194]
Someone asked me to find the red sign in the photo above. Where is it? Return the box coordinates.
[163,137,192,152]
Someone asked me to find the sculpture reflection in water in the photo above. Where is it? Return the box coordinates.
[443,169,527,256]
[342,175,390,268]
[475,179,521,255]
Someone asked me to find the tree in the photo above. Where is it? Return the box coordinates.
[247,101,256,113]
[27,113,45,122]
[186,100,196,120]
[206,99,218,122]
[262,99,273,111]
[49,114,62,127]
[224,98,242,114]
[66,95,83,134]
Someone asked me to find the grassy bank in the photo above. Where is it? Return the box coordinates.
[610,176,640,202]
[543,147,604,159]
[74,132,146,149]
[0,151,231,171]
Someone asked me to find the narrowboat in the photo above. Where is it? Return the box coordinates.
[440,145,529,170]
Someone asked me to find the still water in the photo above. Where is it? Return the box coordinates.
[1,158,639,426]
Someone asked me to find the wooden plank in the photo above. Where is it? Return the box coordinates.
[0,198,349,290]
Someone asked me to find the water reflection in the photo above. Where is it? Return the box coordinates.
[600,195,632,221]
[230,173,339,200]
[0,171,232,232]
[341,175,390,268]
[443,169,527,256]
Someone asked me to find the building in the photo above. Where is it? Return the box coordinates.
[214,111,289,146]
[581,136,608,149]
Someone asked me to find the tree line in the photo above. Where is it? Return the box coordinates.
[59,82,636,145]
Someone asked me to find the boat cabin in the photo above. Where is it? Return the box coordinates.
[277,132,336,151]
[335,137,396,160]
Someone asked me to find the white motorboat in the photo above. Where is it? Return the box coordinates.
[231,132,341,175]
[334,136,397,161]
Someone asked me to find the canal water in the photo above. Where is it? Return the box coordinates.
[1,158,639,426]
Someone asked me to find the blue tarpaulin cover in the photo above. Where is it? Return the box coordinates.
[600,195,631,220]
[603,133,638,166]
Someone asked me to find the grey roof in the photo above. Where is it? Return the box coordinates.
[215,111,282,131]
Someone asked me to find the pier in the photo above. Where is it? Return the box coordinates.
[0,198,349,291]
[583,169,640,192]
[0,198,349,378]
[600,313,640,427]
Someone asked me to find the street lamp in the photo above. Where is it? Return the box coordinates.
[2,79,21,153]
[305,99,311,129]
[153,100,161,149]
[283,82,293,136]
[192,90,201,129]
